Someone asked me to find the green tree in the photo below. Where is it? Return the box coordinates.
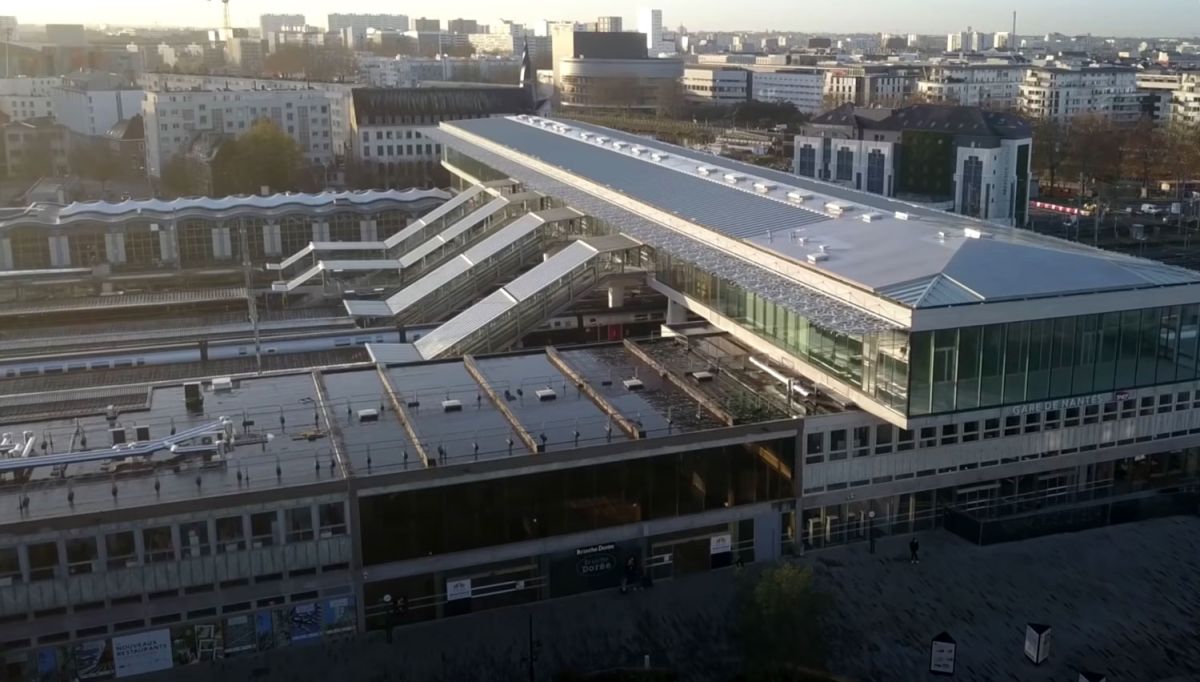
[1160,122,1200,200]
[71,139,120,191]
[1061,115,1122,204]
[1122,118,1164,195]
[212,120,303,195]
[738,564,834,679]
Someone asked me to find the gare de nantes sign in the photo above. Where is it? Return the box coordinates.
[1007,390,1130,417]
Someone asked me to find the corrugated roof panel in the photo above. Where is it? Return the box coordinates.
[344,299,394,317]
[414,289,517,359]
[382,185,483,249]
[398,197,509,268]
[504,240,599,301]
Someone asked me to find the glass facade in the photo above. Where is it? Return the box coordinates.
[358,439,794,565]
[655,253,910,413]
[909,304,1200,415]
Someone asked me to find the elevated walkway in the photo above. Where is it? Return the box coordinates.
[270,260,402,292]
[414,235,641,360]
[345,207,584,323]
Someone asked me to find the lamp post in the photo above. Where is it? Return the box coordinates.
[867,510,876,554]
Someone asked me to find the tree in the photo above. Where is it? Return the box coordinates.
[264,46,355,81]
[1122,118,1165,195]
[71,139,120,191]
[1061,114,1121,204]
[1031,117,1068,194]
[211,120,303,195]
[738,564,833,679]
[655,80,688,120]
[161,154,205,196]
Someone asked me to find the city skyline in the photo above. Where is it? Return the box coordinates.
[8,0,1200,38]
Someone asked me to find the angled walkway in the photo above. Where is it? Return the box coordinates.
[271,260,401,292]
[345,207,583,322]
[414,235,639,359]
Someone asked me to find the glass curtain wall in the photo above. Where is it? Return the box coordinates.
[655,252,910,413]
[909,304,1200,415]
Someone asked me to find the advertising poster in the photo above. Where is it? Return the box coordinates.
[32,647,66,682]
[549,541,641,597]
[321,597,356,637]
[171,622,224,666]
[112,630,173,678]
[254,610,275,652]
[68,639,115,680]
[223,615,257,656]
[274,602,323,646]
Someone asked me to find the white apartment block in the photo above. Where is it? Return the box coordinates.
[1171,74,1200,125]
[682,66,750,105]
[0,77,58,122]
[50,86,143,137]
[1018,65,1140,123]
[637,8,671,55]
[747,67,824,113]
[143,90,341,179]
[356,55,522,87]
[916,63,1024,109]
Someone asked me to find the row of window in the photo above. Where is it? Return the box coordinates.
[0,503,347,585]
[365,129,425,142]
[806,390,1200,465]
[363,143,439,158]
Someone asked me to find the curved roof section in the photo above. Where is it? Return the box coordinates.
[0,189,451,228]
[440,116,1200,310]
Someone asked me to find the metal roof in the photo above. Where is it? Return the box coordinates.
[439,116,1200,310]
[504,240,599,300]
[382,185,484,249]
[0,190,450,229]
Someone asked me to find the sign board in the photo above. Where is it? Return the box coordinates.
[1024,623,1051,664]
[929,632,956,675]
[1008,393,1111,417]
[112,630,172,678]
[709,534,732,555]
[446,578,472,601]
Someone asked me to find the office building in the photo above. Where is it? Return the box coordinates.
[260,14,305,38]
[0,76,58,122]
[45,24,87,48]
[0,16,17,42]
[795,103,1032,224]
[823,64,916,108]
[226,38,266,76]
[682,65,750,105]
[551,30,647,87]
[413,18,442,32]
[349,86,532,186]
[142,89,345,180]
[447,19,481,35]
[557,58,683,111]
[946,32,967,53]
[637,8,670,55]
[1,114,1196,681]
[747,67,824,113]
[267,26,329,53]
[357,55,524,87]
[595,16,623,33]
[1171,73,1200,125]
[49,73,144,138]
[968,31,994,53]
[1018,64,1140,123]
[329,14,409,33]
[1134,69,1180,123]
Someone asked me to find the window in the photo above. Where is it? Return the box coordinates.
[940,423,958,445]
[66,538,98,575]
[835,147,853,181]
[853,426,870,457]
[286,507,314,542]
[829,429,847,453]
[0,547,21,584]
[105,531,136,569]
[250,512,276,547]
[142,527,174,563]
[319,503,347,537]
[1004,415,1021,436]
[179,521,210,558]
[805,432,824,455]
[28,542,59,581]
[216,516,245,553]
[875,424,893,454]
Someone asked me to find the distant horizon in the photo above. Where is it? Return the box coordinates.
[7,0,1200,40]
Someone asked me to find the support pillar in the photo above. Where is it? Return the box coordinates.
[666,298,688,325]
[607,283,624,309]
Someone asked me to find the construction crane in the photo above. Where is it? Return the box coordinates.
[208,0,232,30]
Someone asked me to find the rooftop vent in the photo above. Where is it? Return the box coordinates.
[861,212,883,223]
[580,132,592,140]
[894,211,912,220]
[754,182,775,193]
[357,409,379,422]
[622,378,645,391]
[963,227,993,239]
[535,388,558,402]
[787,191,812,203]
[697,166,714,175]
[631,146,645,155]
[724,173,743,183]
[651,152,669,161]
[825,201,851,215]
[558,125,572,133]
[212,377,233,392]
[612,141,626,150]
[807,252,829,264]
[441,399,463,413]
[595,136,609,144]
[937,230,948,241]
[690,370,715,383]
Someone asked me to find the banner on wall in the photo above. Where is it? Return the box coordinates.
[274,603,323,646]
[254,610,276,652]
[68,639,114,680]
[171,622,224,666]
[112,629,172,678]
[223,615,257,656]
[321,597,356,636]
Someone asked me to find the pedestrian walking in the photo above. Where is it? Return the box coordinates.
[909,537,920,564]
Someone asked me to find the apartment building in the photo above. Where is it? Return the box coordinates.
[142,89,342,179]
[747,67,824,113]
[915,62,1025,110]
[260,14,305,38]
[0,77,58,122]
[822,64,916,107]
[682,65,750,105]
[49,73,144,138]
[1018,64,1140,123]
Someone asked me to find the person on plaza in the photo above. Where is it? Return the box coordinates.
[909,537,920,564]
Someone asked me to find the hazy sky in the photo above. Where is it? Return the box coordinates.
[12,0,1200,37]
